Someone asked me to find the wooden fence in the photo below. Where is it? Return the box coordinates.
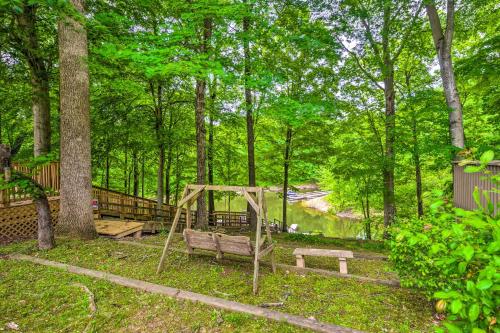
[453,160,499,215]
[0,162,60,207]
[0,161,257,240]
[0,197,60,242]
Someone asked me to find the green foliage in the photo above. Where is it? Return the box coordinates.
[391,152,499,332]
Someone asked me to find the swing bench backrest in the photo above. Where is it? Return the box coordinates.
[183,229,266,257]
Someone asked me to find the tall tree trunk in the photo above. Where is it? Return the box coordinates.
[16,3,51,157]
[194,17,212,229]
[174,150,181,206]
[124,146,128,193]
[57,0,96,239]
[105,144,110,189]
[365,192,371,240]
[133,150,139,197]
[207,81,216,224]
[426,1,465,151]
[150,81,164,218]
[412,116,424,218]
[195,79,207,228]
[382,70,396,237]
[165,108,174,205]
[165,144,172,205]
[157,144,164,215]
[282,126,292,232]
[141,155,145,198]
[243,0,257,229]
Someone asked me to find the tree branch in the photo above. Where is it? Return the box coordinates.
[444,0,455,53]
[392,2,424,62]
[336,37,384,91]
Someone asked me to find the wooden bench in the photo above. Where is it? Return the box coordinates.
[183,229,272,260]
[292,248,354,274]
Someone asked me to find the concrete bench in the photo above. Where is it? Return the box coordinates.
[292,248,354,274]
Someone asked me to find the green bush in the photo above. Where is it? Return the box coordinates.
[390,152,499,333]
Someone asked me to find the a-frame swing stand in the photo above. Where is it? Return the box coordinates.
[156,185,276,294]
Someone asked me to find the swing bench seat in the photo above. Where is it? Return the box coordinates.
[183,229,273,259]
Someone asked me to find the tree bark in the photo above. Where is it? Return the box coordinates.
[207,81,216,224]
[195,78,207,228]
[165,142,172,205]
[15,3,51,157]
[35,194,54,249]
[282,126,292,232]
[105,146,110,189]
[426,1,465,151]
[133,150,139,197]
[57,0,97,239]
[365,191,371,240]
[382,70,396,237]
[194,17,212,229]
[412,117,424,218]
[243,0,257,229]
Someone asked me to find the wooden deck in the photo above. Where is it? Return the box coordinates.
[94,220,144,239]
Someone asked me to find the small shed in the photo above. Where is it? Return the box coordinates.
[453,160,499,215]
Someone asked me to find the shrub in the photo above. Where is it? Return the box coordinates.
[390,152,499,333]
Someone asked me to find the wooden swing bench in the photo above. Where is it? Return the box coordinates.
[183,229,274,260]
[157,184,276,294]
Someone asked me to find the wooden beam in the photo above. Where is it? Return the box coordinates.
[178,186,205,207]
[157,186,188,273]
[262,190,276,273]
[188,185,261,192]
[252,189,264,294]
[242,188,260,215]
[258,244,274,260]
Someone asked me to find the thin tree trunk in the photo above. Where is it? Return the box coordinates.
[426,1,465,151]
[412,117,424,218]
[36,194,54,249]
[133,150,139,197]
[194,17,212,229]
[365,193,371,240]
[141,155,145,198]
[207,82,216,224]
[243,0,257,229]
[157,144,164,215]
[282,126,292,232]
[165,108,174,205]
[105,143,110,189]
[174,150,181,206]
[57,0,97,239]
[124,146,128,193]
[382,63,396,238]
[165,144,172,205]
[15,3,51,157]
[195,79,207,228]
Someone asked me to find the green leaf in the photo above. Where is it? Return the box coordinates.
[443,322,462,333]
[464,165,483,173]
[479,150,494,165]
[462,245,475,261]
[450,299,462,314]
[468,303,480,322]
[471,328,486,333]
[472,187,482,208]
[476,280,492,290]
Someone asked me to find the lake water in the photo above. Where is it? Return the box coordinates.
[215,192,369,239]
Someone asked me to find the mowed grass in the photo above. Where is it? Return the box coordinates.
[0,234,435,333]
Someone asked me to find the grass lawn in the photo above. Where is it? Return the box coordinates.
[0,234,435,333]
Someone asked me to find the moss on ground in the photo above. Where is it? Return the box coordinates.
[0,235,434,332]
